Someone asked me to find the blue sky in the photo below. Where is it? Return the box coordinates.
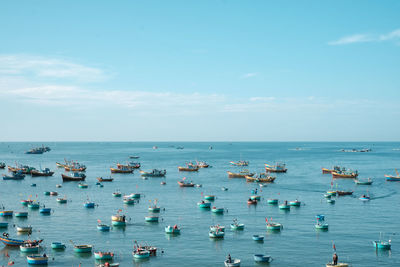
[0,0,399,141]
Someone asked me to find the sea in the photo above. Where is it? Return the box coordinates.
[0,142,399,267]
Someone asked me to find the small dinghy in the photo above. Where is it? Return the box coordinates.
[97,224,111,232]
[210,225,225,232]
[315,215,329,230]
[252,235,264,241]
[84,202,96,208]
[354,178,373,185]
[20,243,39,253]
[94,251,114,260]
[0,222,8,228]
[51,242,66,249]
[211,207,224,214]
[279,201,290,210]
[254,254,272,263]
[145,216,159,222]
[221,187,228,191]
[165,225,180,234]
[204,195,215,201]
[230,219,244,230]
[16,226,32,233]
[57,197,67,204]
[123,198,135,205]
[0,210,13,216]
[209,230,225,238]
[326,263,348,267]
[78,183,88,188]
[327,199,336,204]
[247,198,257,205]
[15,211,28,217]
[359,194,370,201]
[224,258,240,267]
[267,199,278,205]
[39,208,51,214]
[289,200,301,206]
[198,200,211,209]
[133,249,150,259]
[74,244,93,253]
[113,191,122,197]
[266,223,282,231]
[27,255,48,265]
[373,240,391,250]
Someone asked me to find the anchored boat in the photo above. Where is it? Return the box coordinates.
[265,163,287,173]
[227,170,255,178]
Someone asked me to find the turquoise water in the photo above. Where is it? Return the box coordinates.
[0,142,399,266]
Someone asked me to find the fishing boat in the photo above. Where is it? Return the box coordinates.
[145,216,159,222]
[315,215,329,230]
[94,251,114,260]
[31,168,54,177]
[279,201,290,210]
[57,197,67,204]
[245,173,276,183]
[140,169,166,177]
[16,226,32,233]
[21,199,33,206]
[252,235,264,241]
[327,199,336,204]
[230,220,245,230]
[254,254,272,263]
[49,191,58,196]
[26,255,48,265]
[289,200,301,206]
[178,164,199,172]
[178,179,195,187]
[204,195,215,201]
[354,178,373,185]
[196,161,209,168]
[230,160,249,166]
[209,230,225,238]
[61,172,86,181]
[210,225,225,232]
[0,162,5,169]
[74,244,93,253]
[113,191,122,197]
[133,249,150,259]
[336,191,353,196]
[126,193,141,199]
[326,190,337,196]
[0,222,8,228]
[123,198,135,205]
[373,240,391,250]
[44,191,50,196]
[20,243,39,253]
[110,166,133,173]
[148,206,161,213]
[198,200,211,209]
[227,170,255,178]
[117,162,140,170]
[265,163,287,173]
[129,155,140,159]
[224,258,240,267]
[267,199,278,205]
[56,162,66,168]
[97,224,111,232]
[385,169,400,181]
[0,234,42,246]
[266,222,282,231]
[165,225,181,234]
[28,202,40,209]
[359,194,370,201]
[51,242,66,249]
[332,170,358,178]
[3,172,25,180]
[8,165,36,174]
[326,263,349,267]
[111,214,127,226]
[97,177,114,182]
[78,183,88,188]
[211,207,224,214]
[247,198,257,205]
[84,201,96,208]
[64,161,86,172]
[39,208,51,214]
[0,210,13,216]
[322,166,341,174]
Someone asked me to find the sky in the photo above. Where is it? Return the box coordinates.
[0,0,399,141]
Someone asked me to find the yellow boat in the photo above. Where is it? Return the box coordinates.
[245,174,275,183]
[227,170,255,178]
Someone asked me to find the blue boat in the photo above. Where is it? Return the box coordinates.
[97,224,111,231]
[2,172,25,180]
[84,202,95,208]
[28,202,40,209]
[0,210,13,216]
[27,255,48,265]
[20,243,40,253]
[39,208,51,214]
[51,242,66,249]
[0,235,25,246]
[197,201,211,209]
[359,194,370,201]
[94,251,114,260]
[254,254,272,263]
[373,240,391,250]
[315,214,329,230]
[252,235,264,241]
[0,222,8,228]
[133,249,150,259]
[267,199,278,205]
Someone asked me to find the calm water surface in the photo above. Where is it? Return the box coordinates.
[0,142,399,266]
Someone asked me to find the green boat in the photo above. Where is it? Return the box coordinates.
[289,200,301,206]
[74,244,93,253]
[94,251,114,260]
[211,207,224,214]
[204,195,215,201]
[266,223,282,231]
[123,198,135,205]
[78,183,88,189]
[28,202,40,209]
[43,191,50,196]
[230,222,245,230]
[112,192,122,197]
[198,201,211,209]
[165,225,181,234]
[209,230,225,238]
[57,198,67,204]
[250,195,261,201]
[267,199,278,205]
[15,212,28,217]
[148,206,161,213]
[51,242,66,249]
[20,244,39,253]
[145,216,159,222]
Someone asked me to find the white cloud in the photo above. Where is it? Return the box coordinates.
[0,54,106,82]
[328,29,400,45]
[241,72,258,79]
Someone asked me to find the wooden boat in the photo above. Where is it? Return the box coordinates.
[254,254,272,263]
[16,226,32,233]
[140,169,166,177]
[209,230,225,238]
[250,195,261,201]
[27,255,48,265]
[94,251,114,260]
[178,165,199,172]
[50,191,58,196]
[97,263,120,267]
[227,170,255,178]
[326,263,348,267]
[74,244,93,253]
[332,170,358,178]
[56,162,66,168]
[97,177,114,182]
[385,169,400,181]
[44,191,50,196]
[3,172,25,180]
[204,195,215,201]
[315,214,329,230]
[327,199,336,204]
[252,235,264,241]
[247,199,257,205]
[63,161,86,172]
[279,201,290,210]
[20,243,39,253]
[0,234,41,246]
[373,240,391,250]
[61,172,86,181]
[322,166,341,174]
[198,201,211,209]
[8,165,36,174]
[265,163,287,173]
[336,191,353,196]
[31,168,54,177]
[178,180,195,187]
[110,167,133,173]
[0,210,13,216]
[326,190,337,196]
[145,216,159,222]
[224,258,240,267]
[21,199,33,206]
[245,173,275,183]
[267,199,278,205]
[117,162,140,170]
[125,193,141,199]
[354,178,373,185]
[97,224,111,231]
[230,160,249,166]
[165,225,181,234]
[196,161,209,168]
[123,198,135,205]
[113,192,122,197]
[51,242,66,249]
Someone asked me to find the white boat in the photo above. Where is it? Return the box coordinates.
[224,259,241,267]
[16,226,32,233]
[326,263,348,267]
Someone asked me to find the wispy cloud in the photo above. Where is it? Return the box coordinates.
[328,29,400,45]
[241,72,258,79]
[0,54,107,82]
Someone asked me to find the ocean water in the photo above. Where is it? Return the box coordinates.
[0,142,399,267]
